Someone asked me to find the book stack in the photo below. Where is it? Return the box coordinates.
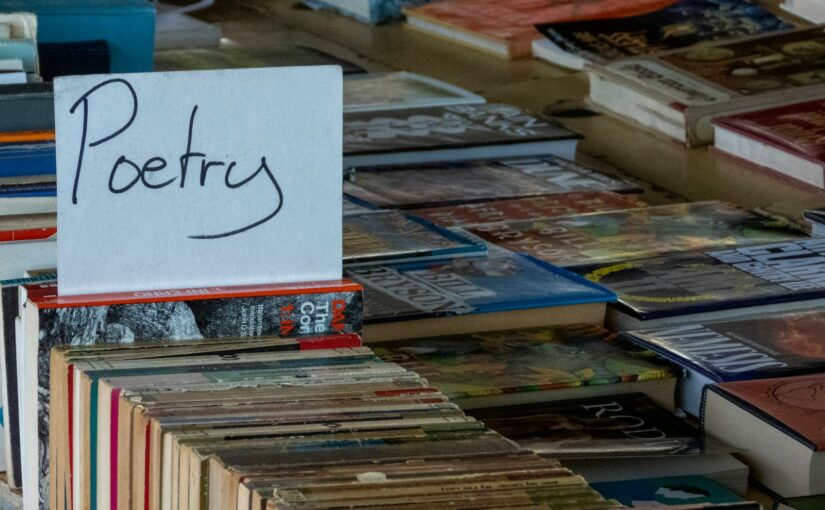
[52,337,629,510]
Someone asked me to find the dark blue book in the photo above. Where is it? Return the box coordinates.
[347,246,615,342]
[592,475,743,507]
[625,310,825,416]
[575,238,825,332]
[534,0,794,70]
[0,142,55,177]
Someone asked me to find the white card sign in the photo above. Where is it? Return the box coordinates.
[55,67,343,295]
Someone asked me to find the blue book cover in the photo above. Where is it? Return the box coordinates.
[0,142,55,178]
[0,0,154,72]
[592,475,743,507]
[624,309,825,415]
[537,0,793,65]
[347,248,616,323]
[576,238,825,321]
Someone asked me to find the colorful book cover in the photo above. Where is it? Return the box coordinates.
[343,104,579,158]
[577,238,825,320]
[537,0,792,65]
[468,392,708,456]
[345,250,615,324]
[707,373,825,451]
[405,0,679,58]
[411,192,644,227]
[713,98,825,165]
[464,201,804,268]
[656,26,825,97]
[343,210,486,265]
[26,279,363,507]
[626,310,825,382]
[344,155,639,209]
[592,475,743,507]
[373,324,673,400]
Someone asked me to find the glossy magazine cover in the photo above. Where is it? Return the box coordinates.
[374,324,673,400]
[465,201,804,267]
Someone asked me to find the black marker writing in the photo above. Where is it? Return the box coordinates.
[69,79,284,239]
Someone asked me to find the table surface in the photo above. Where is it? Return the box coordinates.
[156,2,804,508]
[168,0,825,228]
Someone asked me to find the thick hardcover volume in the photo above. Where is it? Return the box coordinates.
[713,99,825,166]
[578,238,825,321]
[404,0,679,58]
[373,324,672,400]
[589,26,825,145]
[464,201,805,268]
[626,311,825,383]
[346,251,614,324]
[707,374,825,451]
[469,393,707,456]
[25,280,362,508]
[343,104,580,158]
[344,156,640,210]
[412,192,643,227]
[343,210,486,265]
[537,0,791,65]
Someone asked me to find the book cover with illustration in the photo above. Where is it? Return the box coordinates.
[343,210,486,265]
[373,324,674,404]
[21,279,363,507]
[343,103,580,166]
[592,475,744,507]
[412,192,643,227]
[468,392,708,457]
[578,238,825,323]
[346,249,614,325]
[344,155,640,209]
[536,0,792,67]
[404,0,681,59]
[464,201,804,268]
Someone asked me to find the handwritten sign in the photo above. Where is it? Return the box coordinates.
[55,67,343,295]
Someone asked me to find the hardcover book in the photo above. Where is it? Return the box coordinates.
[403,0,680,59]
[343,210,486,265]
[346,248,615,342]
[588,26,825,146]
[344,72,485,112]
[463,201,804,268]
[343,104,581,167]
[625,310,825,416]
[411,191,643,227]
[373,324,676,409]
[703,373,825,497]
[344,155,640,209]
[713,99,825,190]
[534,0,792,70]
[577,238,825,331]
[18,279,362,509]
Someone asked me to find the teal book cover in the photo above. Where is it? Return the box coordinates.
[592,475,743,507]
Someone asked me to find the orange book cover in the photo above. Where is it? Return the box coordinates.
[406,0,679,58]
[0,130,55,143]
